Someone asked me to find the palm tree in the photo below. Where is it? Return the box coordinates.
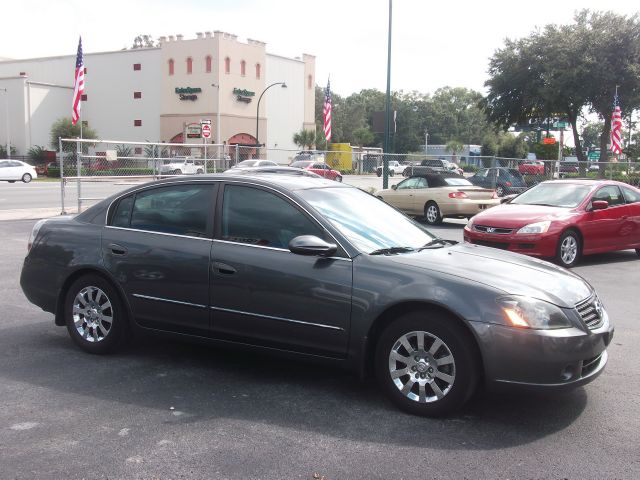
[445,140,464,163]
[293,129,316,150]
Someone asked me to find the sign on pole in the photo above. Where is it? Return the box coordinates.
[202,124,211,139]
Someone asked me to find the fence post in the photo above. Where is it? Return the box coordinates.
[235,144,239,167]
[59,137,66,215]
[76,138,82,213]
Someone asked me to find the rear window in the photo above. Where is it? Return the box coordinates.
[290,161,313,168]
[444,178,473,186]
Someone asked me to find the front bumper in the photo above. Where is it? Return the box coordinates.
[463,227,558,258]
[470,311,614,391]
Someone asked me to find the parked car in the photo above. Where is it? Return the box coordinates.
[159,157,204,175]
[377,173,499,225]
[21,174,613,416]
[402,159,449,176]
[376,161,405,177]
[559,162,579,176]
[292,151,325,163]
[446,162,464,176]
[228,159,278,170]
[518,161,545,175]
[290,160,342,181]
[223,166,321,178]
[0,159,37,183]
[464,179,640,267]
[468,167,528,197]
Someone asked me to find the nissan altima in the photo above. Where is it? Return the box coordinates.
[20,173,613,416]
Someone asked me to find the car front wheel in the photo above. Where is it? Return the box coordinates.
[424,201,443,225]
[375,311,478,417]
[64,274,127,354]
[335,175,342,182]
[22,173,32,183]
[556,230,581,268]
[376,170,382,177]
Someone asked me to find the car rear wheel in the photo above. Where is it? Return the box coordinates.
[22,173,32,183]
[636,248,640,257]
[496,185,505,197]
[375,311,478,417]
[174,169,182,175]
[424,201,443,225]
[556,230,581,268]
[335,175,342,182]
[389,170,395,177]
[64,274,127,354]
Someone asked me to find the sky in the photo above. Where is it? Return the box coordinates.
[1,0,639,98]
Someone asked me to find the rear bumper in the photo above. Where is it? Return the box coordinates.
[442,199,501,217]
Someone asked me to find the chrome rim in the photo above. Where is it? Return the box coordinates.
[72,286,114,343]
[496,186,504,196]
[388,330,455,403]
[560,235,578,265]
[426,205,439,223]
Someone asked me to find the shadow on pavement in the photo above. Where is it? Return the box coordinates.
[0,321,589,451]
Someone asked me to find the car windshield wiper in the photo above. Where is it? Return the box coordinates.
[418,238,458,250]
[369,246,416,256]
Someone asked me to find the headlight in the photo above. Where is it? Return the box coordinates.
[516,220,551,234]
[496,296,572,329]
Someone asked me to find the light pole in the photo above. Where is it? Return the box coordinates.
[255,82,286,157]
[211,83,221,145]
[1,88,9,159]
[382,0,393,189]
[424,129,429,157]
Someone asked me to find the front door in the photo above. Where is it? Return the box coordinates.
[582,185,629,251]
[209,183,352,357]
[102,183,217,336]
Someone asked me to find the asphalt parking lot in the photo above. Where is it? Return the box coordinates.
[1,215,639,479]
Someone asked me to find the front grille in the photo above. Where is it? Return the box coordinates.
[581,353,603,377]
[575,295,605,330]
[471,240,509,250]
[473,225,514,235]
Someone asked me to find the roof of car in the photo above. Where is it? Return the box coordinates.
[540,178,627,186]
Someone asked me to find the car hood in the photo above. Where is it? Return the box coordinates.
[471,204,579,228]
[388,243,592,308]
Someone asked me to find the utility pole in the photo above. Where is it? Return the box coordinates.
[382,0,393,189]
[1,88,9,158]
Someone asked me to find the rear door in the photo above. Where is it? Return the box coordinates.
[621,185,640,249]
[102,183,217,336]
[209,183,352,357]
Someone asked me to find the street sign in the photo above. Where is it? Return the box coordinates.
[202,124,211,139]
[543,137,556,145]
[588,150,600,161]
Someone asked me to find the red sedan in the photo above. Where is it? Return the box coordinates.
[463,179,640,267]
[290,160,342,182]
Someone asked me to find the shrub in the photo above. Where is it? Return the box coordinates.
[462,164,478,173]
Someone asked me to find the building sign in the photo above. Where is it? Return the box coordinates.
[175,87,201,101]
[233,88,255,103]
[185,123,201,138]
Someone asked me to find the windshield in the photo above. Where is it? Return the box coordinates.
[444,178,473,186]
[291,161,313,168]
[511,183,592,208]
[298,187,436,254]
[237,160,259,167]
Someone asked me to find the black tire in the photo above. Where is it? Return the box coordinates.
[8,180,15,183]
[375,311,479,417]
[389,170,395,177]
[424,201,443,225]
[22,173,32,183]
[403,168,410,177]
[196,169,204,174]
[495,185,505,197]
[64,274,127,354]
[376,170,382,177]
[635,248,639,257]
[336,175,343,182]
[174,169,182,175]
[555,230,581,268]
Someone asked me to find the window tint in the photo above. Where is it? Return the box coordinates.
[112,195,134,227]
[593,185,624,206]
[475,169,488,178]
[0,161,10,168]
[622,186,640,203]
[397,177,422,189]
[221,185,324,249]
[128,184,214,237]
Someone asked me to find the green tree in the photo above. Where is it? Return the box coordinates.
[0,144,17,158]
[49,118,98,158]
[292,129,316,150]
[352,127,374,147]
[445,140,464,162]
[28,145,47,163]
[581,122,603,150]
[132,35,155,49]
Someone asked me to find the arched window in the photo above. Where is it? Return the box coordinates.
[186,57,193,74]
[168,58,174,76]
[255,63,261,79]
[224,57,230,74]
[205,55,212,73]
[308,74,313,89]
[240,60,246,76]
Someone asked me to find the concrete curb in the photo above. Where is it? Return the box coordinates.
[0,208,78,221]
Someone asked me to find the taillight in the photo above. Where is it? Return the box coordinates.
[28,219,47,251]
[448,191,469,199]
[505,181,512,187]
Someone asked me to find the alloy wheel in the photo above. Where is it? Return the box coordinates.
[388,330,456,403]
[72,286,114,343]
[560,235,578,265]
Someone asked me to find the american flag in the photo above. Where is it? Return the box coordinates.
[71,37,85,126]
[323,78,332,143]
[610,92,623,155]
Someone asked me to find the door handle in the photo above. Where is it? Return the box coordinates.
[212,262,236,275]
[108,243,128,255]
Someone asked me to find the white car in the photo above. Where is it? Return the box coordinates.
[0,160,38,183]
[159,157,204,175]
[376,161,405,177]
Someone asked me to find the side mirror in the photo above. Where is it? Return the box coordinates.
[591,200,609,211]
[391,184,397,190]
[289,235,337,257]
[500,194,517,204]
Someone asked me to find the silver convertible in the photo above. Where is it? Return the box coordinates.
[20,172,613,416]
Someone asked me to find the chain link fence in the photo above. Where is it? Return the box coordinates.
[56,138,639,212]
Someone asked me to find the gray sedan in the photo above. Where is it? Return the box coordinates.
[20,174,613,416]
